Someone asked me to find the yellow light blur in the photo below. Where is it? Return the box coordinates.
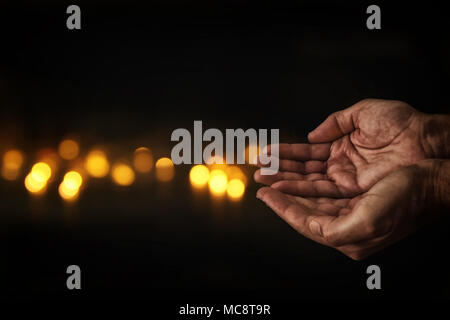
[2,149,24,181]
[30,162,52,182]
[3,150,24,170]
[63,171,83,190]
[85,150,109,178]
[226,166,248,186]
[155,157,175,182]
[58,182,79,201]
[24,173,47,193]
[111,164,135,186]
[133,147,154,173]
[208,169,228,196]
[227,178,245,200]
[58,139,80,160]
[189,165,210,188]
[58,170,83,201]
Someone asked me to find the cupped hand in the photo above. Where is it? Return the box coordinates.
[255,99,429,197]
[256,160,441,260]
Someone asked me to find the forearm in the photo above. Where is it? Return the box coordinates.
[420,113,450,158]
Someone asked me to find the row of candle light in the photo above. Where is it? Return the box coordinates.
[1,138,250,202]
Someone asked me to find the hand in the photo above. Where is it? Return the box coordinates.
[255,99,448,197]
[256,160,449,260]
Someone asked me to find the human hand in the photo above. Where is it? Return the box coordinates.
[255,99,449,197]
[256,159,450,260]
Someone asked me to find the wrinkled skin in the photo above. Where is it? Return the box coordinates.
[256,160,442,260]
[255,99,429,197]
[254,99,450,260]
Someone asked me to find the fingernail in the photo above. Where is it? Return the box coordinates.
[309,220,323,237]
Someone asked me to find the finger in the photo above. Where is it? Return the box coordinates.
[262,143,331,161]
[256,187,327,245]
[257,158,326,173]
[254,169,326,186]
[308,102,364,143]
[271,179,356,198]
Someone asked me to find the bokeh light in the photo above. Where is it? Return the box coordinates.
[226,165,248,186]
[1,149,24,180]
[85,150,110,178]
[189,165,210,188]
[25,173,47,194]
[24,162,52,194]
[133,147,154,173]
[30,162,52,182]
[208,169,228,196]
[58,139,80,160]
[58,182,79,201]
[155,157,175,182]
[58,170,83,201]
[111,163,135,186]
[227,178,245,200]
[63,171,83,190]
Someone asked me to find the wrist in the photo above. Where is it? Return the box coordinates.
[417,159,450,215]
[420,113,450,158]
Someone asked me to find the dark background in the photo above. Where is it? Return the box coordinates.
[1,0,449,304]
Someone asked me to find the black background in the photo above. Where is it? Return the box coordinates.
[1,0,449,305]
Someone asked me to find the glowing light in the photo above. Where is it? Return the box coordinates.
[1,149,24,180]
[85,150,109,178]
[226,166,248,186]
[155,157,175,182]
[58,139,80,160]
[133,147,154,173]
[189,165,210,188]
[30,162,52,182]
[208,169,228,196]
[58,182,79,201]
[63,171,83,190]
[24,173,47,193]
[111,163,135,186]
[227,178,245,200]
[58,170,83,201]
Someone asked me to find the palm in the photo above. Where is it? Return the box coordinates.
[255,99,427,197]
[256,164,420,260]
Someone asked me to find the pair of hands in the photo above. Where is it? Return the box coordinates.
[254,99,449,260]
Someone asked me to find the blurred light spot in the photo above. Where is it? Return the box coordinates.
[133,147,154,173]
[58,182,79,201]
[227,178,245,200]
[189,165,210,188]
[208,169,228,196]
[59,170,83,201]
[111,163,135,186]
[226,166,248,186]
[30,162,52,182]
[155,157,174,182]
[58,139,80,160]
[85,150,109,178]
[63,171,83,190]
[25,173,47,193]
[2,149,25,181]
